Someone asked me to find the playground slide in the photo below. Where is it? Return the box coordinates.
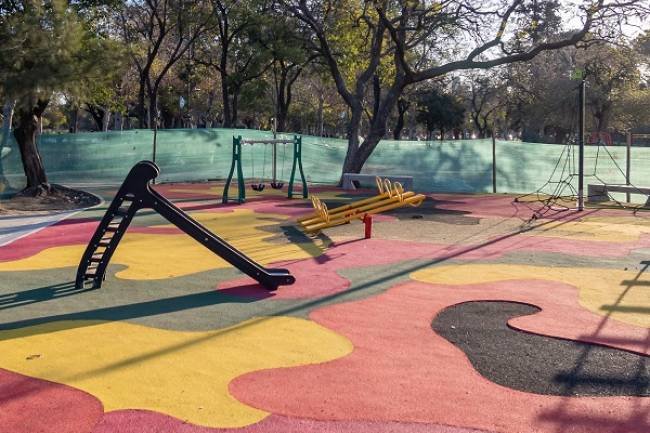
[76,161,295,291]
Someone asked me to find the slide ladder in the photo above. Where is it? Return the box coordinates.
[76,161,295,291]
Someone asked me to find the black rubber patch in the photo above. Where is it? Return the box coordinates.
[432,301,649,397]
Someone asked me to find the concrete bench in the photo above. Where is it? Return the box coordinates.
[588,183,650,205]
[342,173,414,191]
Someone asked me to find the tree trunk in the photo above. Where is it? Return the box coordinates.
[595,111,607,132]
[276,108,287,133]
[221,76,232,128]
[341,146,367,174]
[103,111,111,132]
[231,89,239,127]
[393,99,408,140]
[68,107,79,133]
[340,115,384,176]
[14,100,50,193]
[149,89,159,131]
[276,84,289,132]
[340,105,363,180]
[276,82,288,133]
[138,75,148,129]
[86,104,105,131]
[317,95,324,137]
[340,83,401,180]
[114,112,123,131]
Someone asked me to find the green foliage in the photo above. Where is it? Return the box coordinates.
[503,38,645,143]
[612,89,650,130]
[324,1,395,89]
[416,88,466,137]
[239,79,271,113]
[0,0,124,108]
[503,46,576,142]
[1,0,647,142]
[513,0,562,44]
[41,100,69,129]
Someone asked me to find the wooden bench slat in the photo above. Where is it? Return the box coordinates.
[601,185,650,194]
[587,183,650,203]
[588,184,650,194]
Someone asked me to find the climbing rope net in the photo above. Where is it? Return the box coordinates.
[516,131,649,221]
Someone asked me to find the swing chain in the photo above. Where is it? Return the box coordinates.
[271,141,286,189]
[251,142,266,191]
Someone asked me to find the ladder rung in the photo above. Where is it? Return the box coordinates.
[84,272,97,278]
[114,208,130,217]
[98,238,112,246]
[106,223,120,232]
[91,253,104,260]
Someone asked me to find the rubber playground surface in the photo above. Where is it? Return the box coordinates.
[0,182,648,433]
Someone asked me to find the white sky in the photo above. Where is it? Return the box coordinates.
[563,2,649,38]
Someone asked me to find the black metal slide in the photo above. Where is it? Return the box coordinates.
[76,161,295,290]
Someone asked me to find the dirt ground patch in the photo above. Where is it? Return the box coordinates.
[0,184,100,214]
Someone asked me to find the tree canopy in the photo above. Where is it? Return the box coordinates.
[0,0,124,192]
[1,0,650,190]
[416,88,466,141]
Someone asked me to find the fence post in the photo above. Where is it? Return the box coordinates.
[272,142,277,184]
[492,129,496,193]
[152,116,158,184]
[626,132,632,203]
[577,79,585,211]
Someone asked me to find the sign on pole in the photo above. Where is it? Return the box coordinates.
[571,68,585,80]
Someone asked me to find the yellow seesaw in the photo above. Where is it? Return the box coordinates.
[298,177,426,236]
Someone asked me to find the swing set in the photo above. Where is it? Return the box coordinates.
[222,135,309,204]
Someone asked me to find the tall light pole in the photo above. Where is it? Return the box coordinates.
[578,77,586,211]
[572,68,586,211]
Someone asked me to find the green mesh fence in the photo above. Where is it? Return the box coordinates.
[0,128,647,202]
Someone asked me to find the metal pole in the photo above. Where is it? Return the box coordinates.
[152,108,159,184]
[272,116,277,184]
[578,79,585,211]
[272,142,277,184]
[491,128,496,193]
[152,123,157,164]
[626,132,632,202]
[0,100,15,186]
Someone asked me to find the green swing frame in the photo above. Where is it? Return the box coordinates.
[222,135,308,204]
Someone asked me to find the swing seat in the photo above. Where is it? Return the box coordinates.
[251,183,265,191]
[271,182,284,189]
